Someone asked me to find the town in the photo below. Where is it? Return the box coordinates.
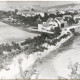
[1,3,80,34]
[0,2,80,80]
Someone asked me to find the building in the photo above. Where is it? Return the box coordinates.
[63,15,72,20]
[73,15,80,23]
[17,10,44,17]
[60,10,65,14]
[38,17,64,31]
[73,15,80,20]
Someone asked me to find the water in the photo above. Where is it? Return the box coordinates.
[0,22,39,44]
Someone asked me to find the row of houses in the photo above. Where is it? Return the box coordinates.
[16,8,79,19]
[17,10,45,17]
[37,14,80,32]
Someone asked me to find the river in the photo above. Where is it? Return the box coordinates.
[0,21,39,44]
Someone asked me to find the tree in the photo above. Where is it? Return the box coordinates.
[56,10,60,16]
[15,9,18,14]
[54,27,61,36]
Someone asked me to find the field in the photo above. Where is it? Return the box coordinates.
[0,22,39,44]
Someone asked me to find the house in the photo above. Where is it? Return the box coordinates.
[63,15,72,20]
[60,10,65,14]
[3,51,9,55]
[73,15,80,20]
[38,17,64,31]
[73,15,80,23]
[17,10,44,17]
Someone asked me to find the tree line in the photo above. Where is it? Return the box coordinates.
[0,9,78,27]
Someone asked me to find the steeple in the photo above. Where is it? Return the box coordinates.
[37,16,42,24]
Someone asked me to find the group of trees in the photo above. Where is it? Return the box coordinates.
[13,12,56,27]
[16,10,79,27]
[0,9,55,27]
[20,26,71,55]
[64,17,75,26]
[21,35,48,54]
[0,9,18,19]
[0,8,78,27]
[15,11,77,27]
[59,62,80,80]
[0,42,21,55]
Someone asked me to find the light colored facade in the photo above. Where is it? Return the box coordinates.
[38,17,64,31]
[73,15,80,23]
[63,15,72,20]
[60,10,65,14]
[17,10,44,17]
[73,15,80,20]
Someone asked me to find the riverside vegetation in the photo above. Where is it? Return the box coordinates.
[0,26,71,68]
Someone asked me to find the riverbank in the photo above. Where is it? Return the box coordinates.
[52,32,80,79]
[0,21,75,79]
[0,27,73,79]
[36,33,75,79]
[35,32,80,79]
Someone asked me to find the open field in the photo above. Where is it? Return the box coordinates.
[0,22,39,44]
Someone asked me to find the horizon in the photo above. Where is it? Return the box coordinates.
[0,1,78,8]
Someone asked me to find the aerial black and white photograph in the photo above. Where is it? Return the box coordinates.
[0,0,80,79]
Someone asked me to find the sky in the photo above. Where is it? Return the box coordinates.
[0,1,76,7]
[0,1,79,10]
[7,1,76,7]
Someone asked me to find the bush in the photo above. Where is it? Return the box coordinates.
[0,42,21,55]
[21,38,32,46]
[21,30,70,54]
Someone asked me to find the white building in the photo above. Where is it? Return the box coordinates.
[63,15,72,20]
[73,15,80,20]
[38,17,64,31]
[17,10,44,17]
[38,24,43,31]
[3,51,9,55]
[73,15,80,23]
[60,10,65,14]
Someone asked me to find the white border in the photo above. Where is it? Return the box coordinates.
[0,0,80,1]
